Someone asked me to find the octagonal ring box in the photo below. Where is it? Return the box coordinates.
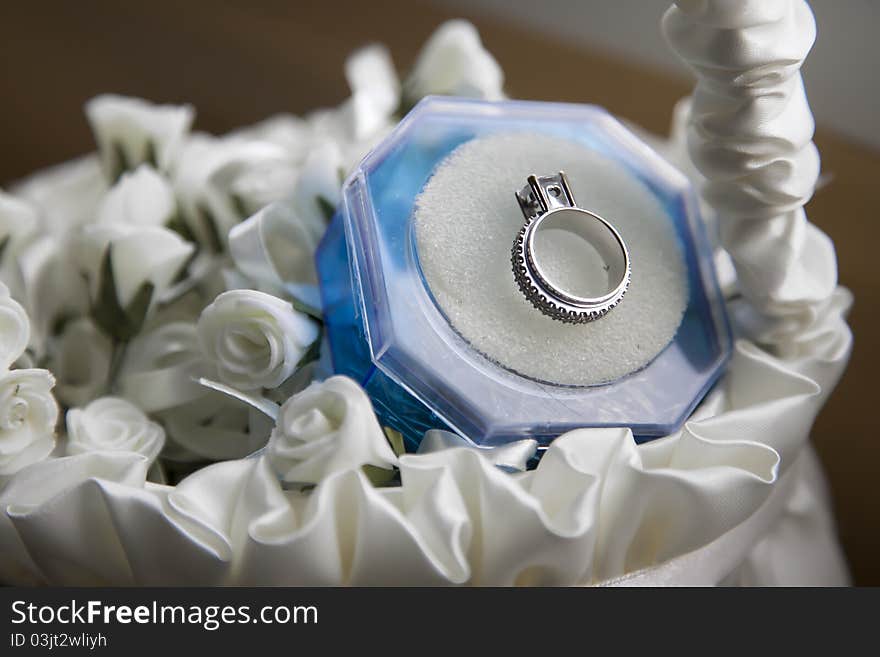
[316,97,731,451]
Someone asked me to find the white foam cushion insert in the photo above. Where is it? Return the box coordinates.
[414,132,687,386]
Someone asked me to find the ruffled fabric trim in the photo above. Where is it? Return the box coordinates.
[0,314,850,585]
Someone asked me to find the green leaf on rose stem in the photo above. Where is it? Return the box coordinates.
[316,196,337,223]
[50,311,77,337]
[361,464,397,487]
[295,325,323,370]
[168,243,199,287]
[91,246,155,342]
[290,295,323,322]
[196,203,225,254]
[0,234,10,263]
[121,280,156,341]
[144,140,159,169]
[230,193,250,221]
[396,93,416,120]
[110,142,130,182]
[20,346,39,369]
[91,247,127,339]
[167,211,199,246]
[383,427,406,457]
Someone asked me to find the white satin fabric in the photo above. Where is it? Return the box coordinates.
[0,1,852,585]
[662,1,834,344]
[0,324,850,585]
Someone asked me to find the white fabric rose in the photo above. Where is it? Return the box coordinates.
[343,44,400,140]
[158,390,272,461]
[96,165,176,227]
[66,397,165,466]
[229,113,314,159]
[117,321,208,414]
[0,192,40,298]
[10,155,107,237]
[267,375,398,485]
[0,368,58,476]
[174,134,297,250]
[49,318,112,408]
[291,142,344,227]
[72,224,195,330]
[228,200,324,308]
[306,98,394,174]
[0,282,29,371]
[302,45,399,157]
[404,20,504,102]
[16,236,91,358]
[86,94,194,177]
[197,289,318,390]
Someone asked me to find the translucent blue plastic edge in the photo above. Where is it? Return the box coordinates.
[316,96,733,448]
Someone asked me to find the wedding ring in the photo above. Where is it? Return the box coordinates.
[511,171,630,323]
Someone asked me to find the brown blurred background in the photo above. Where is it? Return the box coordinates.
[1,0,876,584]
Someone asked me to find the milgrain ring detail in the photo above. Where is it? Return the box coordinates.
[511,172,630,324]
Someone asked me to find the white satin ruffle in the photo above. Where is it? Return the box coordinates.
[0,315,850,585]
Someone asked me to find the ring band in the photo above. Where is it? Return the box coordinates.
[511,172,630,323]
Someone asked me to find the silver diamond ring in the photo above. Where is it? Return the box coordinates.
[511,171,630,323]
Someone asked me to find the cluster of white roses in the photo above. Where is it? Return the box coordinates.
[0,283,57,476]
[0,20,504,486]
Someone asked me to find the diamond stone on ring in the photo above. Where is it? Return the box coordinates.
[511,171,630,323]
